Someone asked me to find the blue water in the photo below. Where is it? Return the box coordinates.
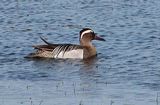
[0,0,160,105]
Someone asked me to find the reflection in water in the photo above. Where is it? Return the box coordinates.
[26,57,104,97]
[82,56,97,66]
[79,57,103,94]
[29,56,98,72]
[27,57,101,87]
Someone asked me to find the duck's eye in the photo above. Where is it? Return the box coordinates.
[92,33,95,39]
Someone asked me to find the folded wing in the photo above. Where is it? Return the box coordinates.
[25,37,84,59]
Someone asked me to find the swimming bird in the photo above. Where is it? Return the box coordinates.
[25,28,105,59]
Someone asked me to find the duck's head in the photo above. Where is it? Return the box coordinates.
[79,28,105,46]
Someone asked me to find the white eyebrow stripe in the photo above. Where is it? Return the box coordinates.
[81,30,93,39]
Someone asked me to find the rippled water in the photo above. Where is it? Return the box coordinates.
[0,0,160,105]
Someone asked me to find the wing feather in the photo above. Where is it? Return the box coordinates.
[27,36,84,58]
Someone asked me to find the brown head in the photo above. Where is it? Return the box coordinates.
[79,28,105,46]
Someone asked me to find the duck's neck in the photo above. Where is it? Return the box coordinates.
[80,40,93,47]
[80,40,96,53]
[80,40,97,58]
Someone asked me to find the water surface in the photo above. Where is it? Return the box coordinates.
[0,0,160,105]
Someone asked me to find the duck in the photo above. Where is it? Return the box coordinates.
[25,28,105,59]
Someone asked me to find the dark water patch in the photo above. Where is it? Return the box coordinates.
[0,58,18,64]
[137,82,160,91]
[5,70,51,81]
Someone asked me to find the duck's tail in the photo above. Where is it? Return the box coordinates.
[40,36,52,45]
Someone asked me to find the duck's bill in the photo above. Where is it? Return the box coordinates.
[94,35,105,41]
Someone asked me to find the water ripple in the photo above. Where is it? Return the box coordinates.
[0,0,160,105]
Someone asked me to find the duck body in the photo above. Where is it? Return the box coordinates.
[26,28,105,59]
[27,42,96,59]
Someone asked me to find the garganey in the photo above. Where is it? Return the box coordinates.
[25,28,105,59]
